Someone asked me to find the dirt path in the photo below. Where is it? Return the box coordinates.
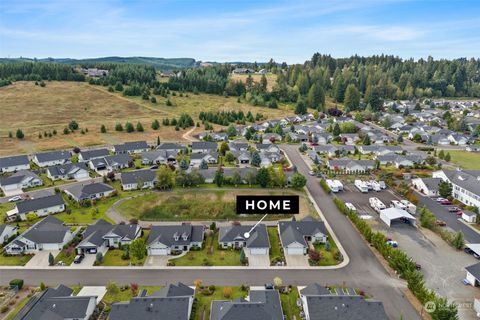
[182,126,198,142]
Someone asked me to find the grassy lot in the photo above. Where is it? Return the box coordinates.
[313,236,341,266]
[0,253,33,266]
[0,81,294,156]
[99,249,145,266]
[439,150,480,170]
[169,232,242,266]
[230,73,278,91]
[116,188,314,221]
[280,288,302,320]
[4,294,32,320]
[268,227,285,265]
[101,285,162,309]
[54,194,119,224]
[192,286,246,320]
[53,249,76,266]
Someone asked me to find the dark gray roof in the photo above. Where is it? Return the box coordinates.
[20,216,70,244]
[190,152,218,160]
[466,262,480,280]
[156,143,187,151]
[16,194,64,215]
[218,224,269,248]
[78,219,139,248]
[0,170,41,186]
[35,150,71,163]
[14,284,95,320]
[419,178,442,191]
[0,155,29,168]
[279,216,327,247]
[443,170,480,196]
[109,282,193,320]
[64,183,115,201]
[142,150,177,162]
[210,289,283,320]
[121,170,156,185]
[147,224,204,246]
[46,163,88,178]
[299,283,331,296]
[304,295,388,320]
[113,141,149,153]
[78,148,109,161]
[191,141,217,150]
[90,154,132,169]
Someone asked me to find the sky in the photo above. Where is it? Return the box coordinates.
[0,0,479,63]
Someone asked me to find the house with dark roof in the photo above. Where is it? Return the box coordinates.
[278,217,327,255]
[218,223,270,255]
[5,216,73,254]
[433,170,480,210]
[0,155,30,173]
[147,224,204,255]
[141,150,177,165]
[466,262,480,286]
[63,183,115,202]
[46,163,89,181]
[0,224,17,244]
[326,158,375,173]
[156,142,187,154]
[14,284,97,320]
[411,177,442,197]
[112,141,149,154]
[210,289,283,320]
[33,150,71,167]
[89,154,133,173]
[190,152,218,166]
[191,141,217,154]
[228,141,249,152]
[299,283,388,320]
[8,194,65,221]
[76,219,141,255]
[120,169,156,190]
[0,170,43,194]
[78,148,110,162]
[109,283,195,320]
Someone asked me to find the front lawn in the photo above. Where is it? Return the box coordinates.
[0,253,33,266]
[280,287,302,320]
[311,236,341,266]
[53,249,76,266]
[169,232,243,266]
[191,286,246,320]
[102,285,162,309]
[99,249,146,266]
[439,150,480,170]
[268,227,285,266]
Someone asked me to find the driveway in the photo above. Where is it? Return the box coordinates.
[284,254,309,267]
[70,253,96,268]
[77,286,106,304]
[144,255,170,267]
[246,253,270,267]
[25,250,58,267]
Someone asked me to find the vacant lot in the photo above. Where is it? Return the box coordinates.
[230,73,278,91]
[439,150,480,170]
[116,188,315,221]
[0,81,294,155]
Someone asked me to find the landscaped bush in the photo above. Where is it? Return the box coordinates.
[319,178,331,193]
[9,279,23,290]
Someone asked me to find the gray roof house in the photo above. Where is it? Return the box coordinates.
[76,219,141,254]
[218,223,270,255]
[0,224,17,244]
[0,155,30,173]
[63,183,115,202]
[191,141,217,154]
[326,158,376,173]
[5,216,73,254]
[46,162,89,181]
[433,170,480,210]
[299,283,388,320]
[156,142,187,153]
[190,152,218,165]
[109,283,194,320]
[9,194,65,221]
[147,224,204,255]
[210,289,283,320]
[466,262,480,286]
[120,169,156,190]
[13,284,97,320]
[33,150,71,167]
[78,148,110,162]
[141,150,177,165]
[113,141,149,154]
[0,170,43,194]
[89,154,133,172]
[411,177,442,197]
[278,217,327,255]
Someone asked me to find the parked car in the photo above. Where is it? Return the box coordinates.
[8,195,22,202]
[448,206,460,212]
[264,283,274,290]
[436,197,447,202]
[386,240,398,248]
[465,247,475,255]
[73,254,85,264]
[308,171,315,176]
[440,200,452,205]
[345,202,357,212]
[435,220,447,226]
[462,279,470,285]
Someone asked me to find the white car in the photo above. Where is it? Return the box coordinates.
[345,202,357,212]
[8,195,22,202]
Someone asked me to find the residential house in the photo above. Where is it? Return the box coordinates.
[287,132,308,142]
[113,141,149,154]
[433,170,480,210]
[228,141,249,152]
[120,170,156,190]
[14,284,97,320]
[232,150,251,164]
[0,224,17,244]
[218,224,270,255]
[78,148,110,162]
[141,150,177,165]
[466,262,480,286]
[448,133,471,145]
[109,283,194,320]
[147,224,204,255]
[278,216,327,255]
[5,216,74,254]
[7,194,65,221]
[33,150,71,167]
[156,143,187,154]
[46,163,89,181]
[190,152,218,166]
[262,133,282,143]
[0,155,30,173]
[339,133,360,145]
[411,178,442,197]
[64,183,115,202]
[311,133,332,145]
[76,219,141,255]
[89,154,133,173]
[255,144,280,154]
[0,170,43,194]
[223,168,258,183]
[191,142,217,154]
[326,158,376,173]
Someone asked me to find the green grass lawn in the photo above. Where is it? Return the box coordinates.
[192,286,246,320]
[170,232,242,266]
[313,236,341,266]
[0,253,33,266]
[268,227,285,265]
[439,150,480,170]
[280,288,302,320]
[102,285,162,308]
[99,249,146,266]
[53,249,76,266]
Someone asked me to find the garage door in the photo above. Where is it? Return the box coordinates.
[286,247,304,255]
[148,248,169,256]
[250,248,268,255]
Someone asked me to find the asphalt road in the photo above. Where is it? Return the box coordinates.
[0,147,420,320]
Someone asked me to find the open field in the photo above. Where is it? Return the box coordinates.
[230,73,278,91]
[116,188,316,221]
[0,81,294,156]
[439,149,480,170]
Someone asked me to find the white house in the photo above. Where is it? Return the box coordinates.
[0,155,30,173]
[33,150,71,167]
[120,170,156,191]
[278,217,327,255]
[411,177,442,197]
[46,163,89,181]
[8,194,65,221]
[0,170,43,194]
[0,224,17,244]
[433,170,480,210]
[218,224,270,255]
[147,225,204,255]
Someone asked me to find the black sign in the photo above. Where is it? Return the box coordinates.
[236,195,299,215]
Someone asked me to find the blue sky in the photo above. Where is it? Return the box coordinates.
[1,0,479,63]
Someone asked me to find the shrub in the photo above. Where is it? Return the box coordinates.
[9,279,23,290]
